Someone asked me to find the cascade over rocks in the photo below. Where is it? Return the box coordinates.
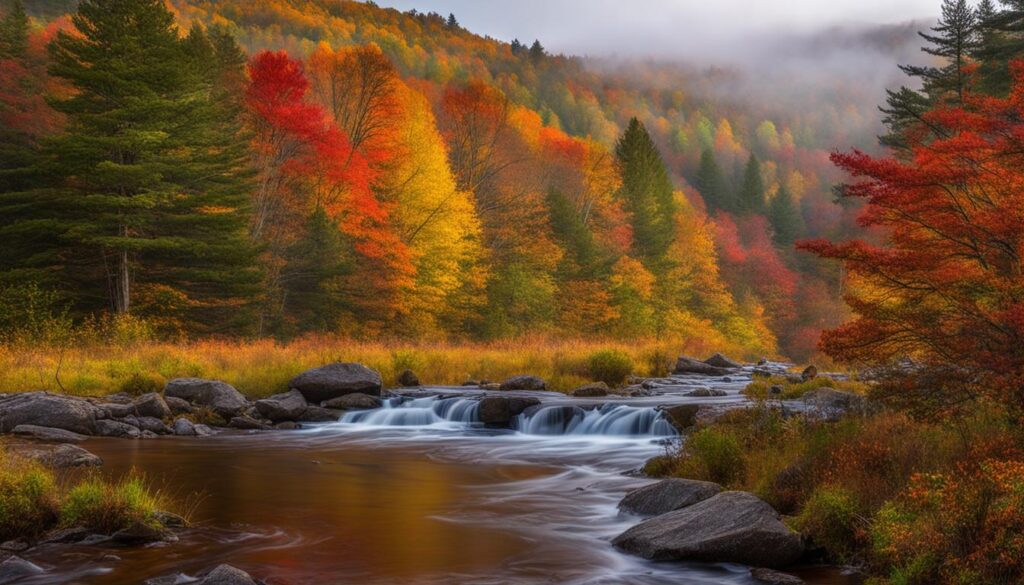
[164,379,248,418]
[478,396,541,426]
[673,356,734,376]
[289,363,382,403]
[0,392,98,435]
[612,491,804,567]
[618,478,723,517]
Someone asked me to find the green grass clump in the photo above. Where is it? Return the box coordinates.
[675,426,746,486]
[586,349,633,386]
[61,473,167,533]
[0,452,59,541]
[743,374,867,400]
[794,485,864,562]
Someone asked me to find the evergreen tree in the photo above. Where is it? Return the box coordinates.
[545,187,598,277]
[26,0,259,330]
[737,154,765,215]
[0,0,27,59]
[529,39,546,63]
[974,0,1024,95]
[768,185,803,246]
[881,0,978,149]
[615,118,676,264]
[695,148,729,213]
[446,12,458,29]
[281,206,351,333]
[510,38,523,55]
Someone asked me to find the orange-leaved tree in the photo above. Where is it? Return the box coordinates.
[800,63,1024,421]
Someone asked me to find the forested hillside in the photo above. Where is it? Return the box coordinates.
[0,0,919,358]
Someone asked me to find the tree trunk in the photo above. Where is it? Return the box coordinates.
[115,224,131,314]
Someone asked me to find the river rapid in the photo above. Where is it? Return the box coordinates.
[21,371,860,585]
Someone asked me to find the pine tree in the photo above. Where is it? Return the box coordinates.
[0,0,27,59]
[546,187,598,277]
[446,13,458,29]
[615,118,676,264]
[737,154,765,215]
[768,185,803,246]
[974,0,1024,95]
[281,206,352,333]
[510,38,523,55]
[529,39,546,63]
[881,0,978,148]
[695,148,729,213]
[33,0,259,330]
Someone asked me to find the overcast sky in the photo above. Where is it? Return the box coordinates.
[374,0,939,60]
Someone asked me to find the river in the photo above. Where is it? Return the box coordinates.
[22,373,860,585]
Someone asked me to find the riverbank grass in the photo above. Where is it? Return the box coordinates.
[0,446,179,541]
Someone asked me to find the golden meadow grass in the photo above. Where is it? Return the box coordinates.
[0,334,762,398]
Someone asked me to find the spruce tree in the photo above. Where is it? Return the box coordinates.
[615,118,676,265]
[33,0,258,331]
[737,154,765,215]
[768,185,803,246]
[281,206,352,333]
[446,13,458,29]
[881,0,978,149]
[695,148,729,213]
[546,187,598,278]
[0,0,27,59]
[529,39,546,63]
[974,0,1024,95]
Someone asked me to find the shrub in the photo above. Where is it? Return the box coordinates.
[795,486,864,562]
[61,472,165,534]
[118,372,166,397]
[0,452,59,541]
[677,427,746,486]
[587,349,633,386]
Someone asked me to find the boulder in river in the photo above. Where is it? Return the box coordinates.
[12,424,86,443]
[289,363,382,403]
[571,382,609,397]
[125,416,172,435]
[0,556,44,585]
[199,564,259,585]
[254,389,308,422]
[164,396,192,415]
[172,417,196,436]
[298,405,341,422]
[612,491,804,568]
[685,388,728,397]
[704,353,742,369]
[229,415,271,430]
[499,375,546,391]
[618,478,723,517]
[131,393,171,419]
[397,369,420,387]
[478,396,541,426]
[0,392,98,435]
[322,393,382,410]
[95,419,141,439]
[18,443,103,468]
[673,356,734,377]
[659,404,703,431]
[164,378,248,418]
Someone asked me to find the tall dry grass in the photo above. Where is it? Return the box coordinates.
[0,334,763,398]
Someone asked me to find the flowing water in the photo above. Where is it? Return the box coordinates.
[20,377,860,585]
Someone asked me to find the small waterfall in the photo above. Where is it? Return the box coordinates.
[513,404,677,437]
[340,395,480,426]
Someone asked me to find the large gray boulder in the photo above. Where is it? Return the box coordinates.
[164,378,248,418]
[660,404,703,431]
[674,356,734,376]
[124,416,172,435]
[254,389,308,422]
[12,424,87,444]
[172,417,196,436]
[704,353,742,369]
[478,396,541,426]
[612,491,803,568]
[289,363,382,404]
[18,443,103,468]
[322,392,381,410]
[132,393,171,419]
[0,392,98,434]
[0,556,44,584]
[95,419,141,439]
[499,375,546,391]
[618,478,723,517]
[199,564,258,585]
